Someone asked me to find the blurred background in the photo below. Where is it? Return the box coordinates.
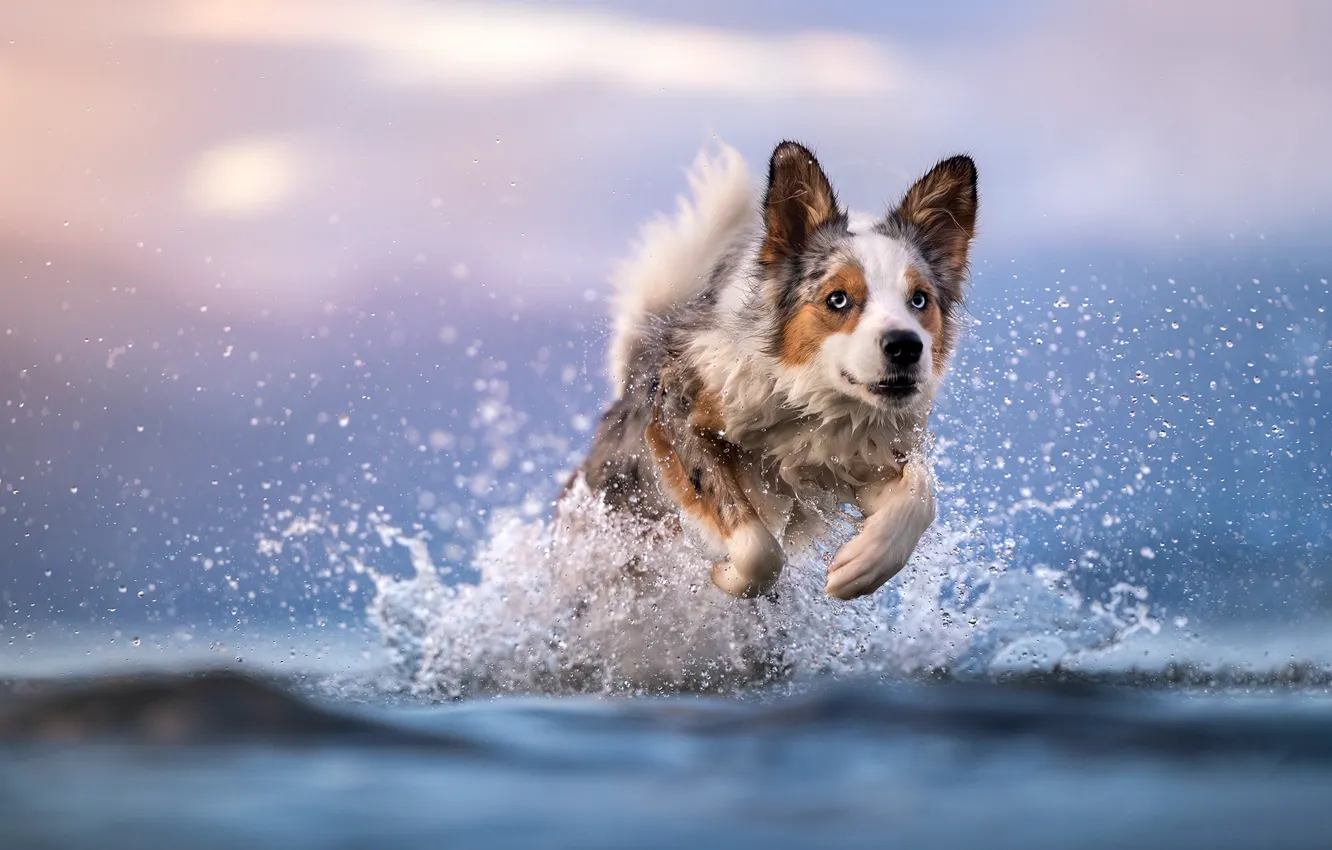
[2,0,1330,673]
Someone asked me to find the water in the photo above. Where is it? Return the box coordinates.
[4,484,1332,848]
[3,666,1332,849]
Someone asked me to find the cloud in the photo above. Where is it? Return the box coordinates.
[2,0,1330,339]
[947,0,1332,244]
[1,0,907,330]
[184,136,301,217]
[164,0,898,97]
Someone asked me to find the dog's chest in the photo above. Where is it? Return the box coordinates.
[732,410,913,490]
[685,336,923,487]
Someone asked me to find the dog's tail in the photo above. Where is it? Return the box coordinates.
[606,141,755,397]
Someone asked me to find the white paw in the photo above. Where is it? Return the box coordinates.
[825,527,910,601]
[711,521,784,599]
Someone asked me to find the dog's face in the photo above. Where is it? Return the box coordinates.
[760,142,978,414]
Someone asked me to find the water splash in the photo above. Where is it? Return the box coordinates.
[249,376,1163,699]
[352,471,1158,698]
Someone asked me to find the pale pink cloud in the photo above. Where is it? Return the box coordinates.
[1,0,1328,341]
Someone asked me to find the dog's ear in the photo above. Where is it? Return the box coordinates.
[760,141,844,266]
[891,155,978,286]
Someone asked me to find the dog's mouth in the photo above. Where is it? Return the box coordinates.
[842,371,919,401]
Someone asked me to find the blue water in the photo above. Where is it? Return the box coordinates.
[4,668,1332,849]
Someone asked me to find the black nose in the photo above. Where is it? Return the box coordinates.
[881,330,923,366]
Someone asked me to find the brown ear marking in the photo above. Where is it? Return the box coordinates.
[894,155,978,287]
[760,141,845,266]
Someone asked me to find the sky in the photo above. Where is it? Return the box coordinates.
[3,0,1330,322]
[1,1,1330,646]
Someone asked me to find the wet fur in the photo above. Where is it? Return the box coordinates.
[565,141,978,600]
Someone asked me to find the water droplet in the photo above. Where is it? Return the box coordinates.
[132,637,141,647]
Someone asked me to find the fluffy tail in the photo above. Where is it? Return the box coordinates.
[606,141,755,396]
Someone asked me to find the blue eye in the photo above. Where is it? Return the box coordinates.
[910,292,928,310]
[826,290,850,311]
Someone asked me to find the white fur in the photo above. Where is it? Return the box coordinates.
[826,458,937,600]
[826,233,936,391]
[710,519,785,598]
[686,324,925,487]
[607,141,755,396]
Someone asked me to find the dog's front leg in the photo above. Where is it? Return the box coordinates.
[644,414,782,599]
[825,458,936,600]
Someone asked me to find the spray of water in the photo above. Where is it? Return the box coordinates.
[347,460,1158,699]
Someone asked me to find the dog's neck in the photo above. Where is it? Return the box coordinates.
[686,330,931,489]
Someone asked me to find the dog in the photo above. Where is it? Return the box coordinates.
[562,140,978,601]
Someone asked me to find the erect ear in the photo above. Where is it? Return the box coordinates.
[892,155,978,285]
[759,141,844,266]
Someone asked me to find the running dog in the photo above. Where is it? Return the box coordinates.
[564,140,978,601]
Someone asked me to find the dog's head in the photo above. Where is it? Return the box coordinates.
[760,141,978,415]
